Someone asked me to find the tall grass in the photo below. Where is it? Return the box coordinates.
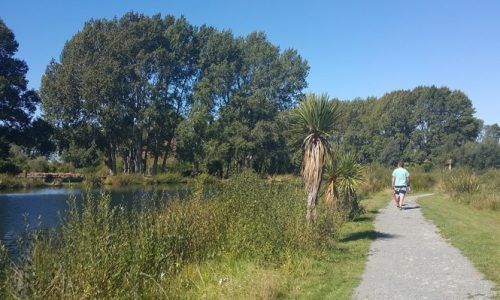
[359,164,391,198]
[440,168,499,210]
[0,170,342,298]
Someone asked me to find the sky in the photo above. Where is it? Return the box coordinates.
[2,0,499,124]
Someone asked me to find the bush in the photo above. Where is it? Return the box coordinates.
[27,157,50,172]
[0,160,20,174]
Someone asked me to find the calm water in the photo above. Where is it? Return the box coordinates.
[0,186,186,253]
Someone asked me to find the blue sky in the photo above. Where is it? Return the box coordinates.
[3,0,499,124]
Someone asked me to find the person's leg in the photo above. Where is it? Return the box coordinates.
[399,194,405,208]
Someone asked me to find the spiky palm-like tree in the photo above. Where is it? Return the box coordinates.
[291,93,339,222]
[324,151,364,218]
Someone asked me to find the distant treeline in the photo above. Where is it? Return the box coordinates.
[0,14,499,176]
[333,87,499,169]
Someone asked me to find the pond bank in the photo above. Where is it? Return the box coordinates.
[0,172,189,192]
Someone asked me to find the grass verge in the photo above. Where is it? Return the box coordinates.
[419,194,500,289]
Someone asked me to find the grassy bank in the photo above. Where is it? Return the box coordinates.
[0,174,46,191]
[419,194,500,288]
[0,171,391,298]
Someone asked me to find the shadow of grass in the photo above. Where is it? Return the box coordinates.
[340,230,398,242]
[352,216,371,222]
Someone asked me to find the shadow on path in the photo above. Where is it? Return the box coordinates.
[341,230,398,242]
[401,205,421,210]
[352,216,371,222]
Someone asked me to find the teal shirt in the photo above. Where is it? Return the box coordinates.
[392,167,409,186]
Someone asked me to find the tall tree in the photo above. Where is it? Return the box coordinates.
[41,13,199,174]
[191,29,308,176]
[0,19,40,158]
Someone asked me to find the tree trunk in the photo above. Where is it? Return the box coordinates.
[106,142,117,175]
[143,148,148,175]
[306,185,320,222]
[122,154,129,174]
[150,138,159,175]
[302,140,325,223]
[152,152,159,175]
[134,130,142,173]
[160,141,171,173]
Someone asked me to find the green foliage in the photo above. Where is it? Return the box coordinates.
[61,142,101,169]
[1,170,344,297]
[26,156,50,172]
[0,19,40,150]
[41,13,308,176]
[290,93,340,146]
[0,159,20,174]
[453,141,500,170]
[324,151,365,219]
[335,86,482,166]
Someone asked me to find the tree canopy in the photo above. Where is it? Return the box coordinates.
[41,12,309,175]
[0,18,53,173]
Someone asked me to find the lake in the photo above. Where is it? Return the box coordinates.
[0,186,186,254]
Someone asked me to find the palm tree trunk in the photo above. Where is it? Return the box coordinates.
[303,140,325,223]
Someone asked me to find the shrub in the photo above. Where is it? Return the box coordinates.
[27,157,50,172]
[0,160,20,174]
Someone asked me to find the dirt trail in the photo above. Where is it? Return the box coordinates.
[353,194,496,299]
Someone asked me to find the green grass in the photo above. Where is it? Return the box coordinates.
[419,194,500,288]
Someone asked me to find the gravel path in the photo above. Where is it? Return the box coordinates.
[353,194,497,300]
